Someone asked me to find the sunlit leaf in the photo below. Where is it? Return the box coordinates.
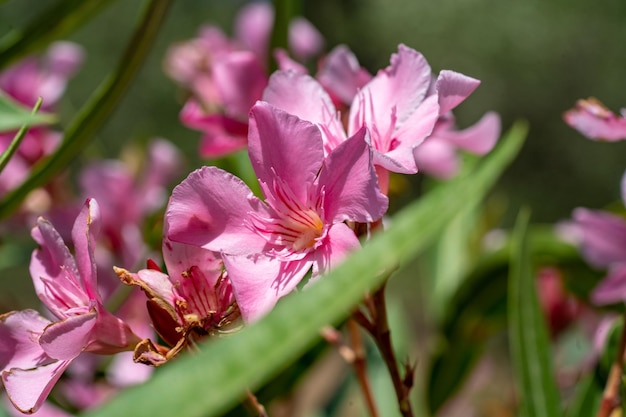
[509,209,560,417]
[0,92,55,132]
[82,122,526,417]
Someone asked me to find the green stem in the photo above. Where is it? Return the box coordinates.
[0,0,172,219]
[0,97,43,174]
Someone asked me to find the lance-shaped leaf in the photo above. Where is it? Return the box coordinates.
[508,209,561,417]
[83,122,527,417]
[0,93,55,132]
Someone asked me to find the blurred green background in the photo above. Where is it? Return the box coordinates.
[2,0,626,223]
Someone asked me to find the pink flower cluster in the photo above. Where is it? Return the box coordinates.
[0,5,504,414]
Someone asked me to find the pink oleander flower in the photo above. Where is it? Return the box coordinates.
[263,44,482,192]
[114,235,236,366]
[165,2,323,158]
[564,97,626,141]
[0,199,140,414]
[166,101,388,322]
[571,173,626,305]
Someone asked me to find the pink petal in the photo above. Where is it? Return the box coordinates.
[180,100,248,158]
[262,71,346,150]
[564,98,626,141]
[312,222,361,276]
[71,199,101,301]
[274,49,308,73]
[350,44,432,138]
[162,237,223,285]
[224,254,311,323]
[374,94,440,174]
[30,218,87,317]
[166,166,267,255]
[248,102,324,202]
[39,311,96,360]
[234,2,273,62]
[0,310,51,371]
[317,45,372,106]
[317,128,388,223]
[2,360,72,414]
[591,264,626,305]
[288,17,324,61]
[439,111,501,154]
[125,269,176,310]
[212,51,267,117]
[46,42,84,79]
[435,70,481,115]
[413,139,460,179]
[573,208,626,268]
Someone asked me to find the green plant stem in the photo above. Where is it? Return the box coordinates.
[0,0,116,70]
[0,0,172,218]
[597,311,626,417]
[0,97,43,174]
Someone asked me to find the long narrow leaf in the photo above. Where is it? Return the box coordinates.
[0,0,115,70]
[509,209,561,417]
[0,97,43,174]
[82,121,527,417]
[0,0,171,218]
[0,93,55,131]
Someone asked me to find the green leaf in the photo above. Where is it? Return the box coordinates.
[83,122,526,417]
[0,97,45,175]
[0,0,171,219]
[0,0,115,70]
[509,209,561,417]
[565,373,602,417]
[0,93,55,131]
[427,226,599,413]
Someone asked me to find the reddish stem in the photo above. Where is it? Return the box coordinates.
[597,312,626,417]
[348,318,381,417]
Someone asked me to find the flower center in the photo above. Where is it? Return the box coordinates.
[282,209,324,251]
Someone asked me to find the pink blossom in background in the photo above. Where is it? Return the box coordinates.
[166,102,387,322]
[571,173,626,305]
[0,41,83,110]
[79,138,183,269]
[165,2,324,158]
[413,111,501,179]
[564,97,626,141]
[0,199,139,414]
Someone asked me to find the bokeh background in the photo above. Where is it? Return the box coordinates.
[0,1,623,415]
[2,0,626,224]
